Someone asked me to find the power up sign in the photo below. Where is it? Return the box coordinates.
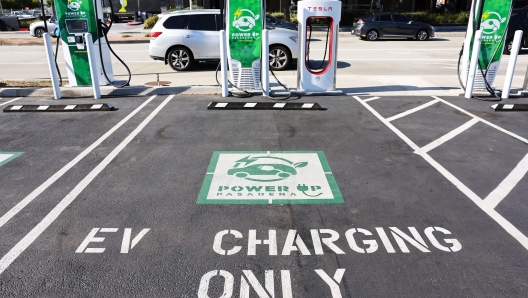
[197,151,343,204]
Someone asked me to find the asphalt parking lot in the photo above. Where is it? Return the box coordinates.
[1,94,527,296]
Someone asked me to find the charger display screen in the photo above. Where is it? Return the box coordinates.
[65,19,88,34]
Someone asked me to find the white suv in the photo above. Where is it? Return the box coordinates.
[149,9,298,71]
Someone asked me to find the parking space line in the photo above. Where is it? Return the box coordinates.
[482,153,528,210]
[385,99,441,122]
[432,96,528,145]
[362,97,380,102]
[0,97,22,107]
[415,118,480,154]
[0,95,174,275]
[355,95,528,251]
[0,95,158,230]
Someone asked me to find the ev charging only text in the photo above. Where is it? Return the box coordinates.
[198,227,462,297]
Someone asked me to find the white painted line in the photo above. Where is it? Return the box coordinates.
[274,103,286,108]
[0,95,174,275]
[0,95,159,231]
[482,153,528,209]
[244,103,257,108]
[302,103,314,109]
[503,104,514,109]
[364,96,528,250]
[415,118,480,154]
[0,97,22,107]
[362,97,380,102]
[10,106,23,111]
[216,103,228,108]
[433,97,528,145]
[37,106,49,111]
[357,95,528,251]
[491,104,498,110]
[385,99,441,122]
[91,104,103,110]
[64,105,76,110]
[353,96,419,151]
[0,154,13,164]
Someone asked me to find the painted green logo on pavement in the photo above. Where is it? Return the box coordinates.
[198,151,343,204]
[0,152,23,167]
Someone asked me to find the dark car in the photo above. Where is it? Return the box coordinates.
[352,13,435,41]
[504,5,528,54]
[266,14,298,30]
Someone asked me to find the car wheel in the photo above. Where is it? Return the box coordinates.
[269,45,291,71]
[416,29,429,41]
[366,30,379,41]
[167,47,193,71]
[504,38,514,55]
[34,28,45,38]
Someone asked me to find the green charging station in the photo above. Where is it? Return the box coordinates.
[55,0,113,87]
[462,0,513,93]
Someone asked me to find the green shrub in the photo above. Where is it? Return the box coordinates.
[402,11,468,24]
[144,15,159,29]
[18,19,39,28]
[167,6,204,12]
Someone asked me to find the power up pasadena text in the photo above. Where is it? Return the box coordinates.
[198,227,461,297]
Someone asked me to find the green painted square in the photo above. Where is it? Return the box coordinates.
[197,151,343,204]
[0,152,23,167]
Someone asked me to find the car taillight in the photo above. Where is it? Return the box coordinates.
[150,32,162,40]
[358,19,366,25]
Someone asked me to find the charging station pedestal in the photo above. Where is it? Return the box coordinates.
[55,0,113,87]
[297,0,341,93]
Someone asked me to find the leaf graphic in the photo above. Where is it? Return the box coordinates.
[255,15,260,21]
[294,162,308,168]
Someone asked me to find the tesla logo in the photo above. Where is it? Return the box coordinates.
[307,7,333,11]
[315,76,320,81]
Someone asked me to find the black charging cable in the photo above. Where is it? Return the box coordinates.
[306,17,331,71]
[94,0,132,88]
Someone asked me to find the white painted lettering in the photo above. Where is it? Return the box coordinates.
[248,230,277,256]
[345,228,378,253]
[214,230,243,255]
[75,228,118,253]
[198,270,234,298]
[282,230,311,255]
[311,229,345,255]
[120,228,150,253]
[315,268,346,298]
[424,227,462,252]
[241,270,274,298]
[390,227,430,253]
[375,227,396,253]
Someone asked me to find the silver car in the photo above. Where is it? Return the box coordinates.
[149,10,298,71]
[29,17,58,38]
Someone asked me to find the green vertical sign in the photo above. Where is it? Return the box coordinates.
[55,0,98,86]
[228,0,262,67]
[474,0,512,69]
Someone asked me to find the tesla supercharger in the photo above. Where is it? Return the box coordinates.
[297,0,341,92]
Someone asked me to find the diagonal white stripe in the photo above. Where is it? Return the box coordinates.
[415,118,480,154]
[0,95,174,275]
[385,99,441,122]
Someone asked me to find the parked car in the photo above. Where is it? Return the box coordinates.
[10,11,36,19]
[352,13,435,41]
[29,17,58,38]
[149,9,298,71]
[504,6,528,54]
[266,14,298,30]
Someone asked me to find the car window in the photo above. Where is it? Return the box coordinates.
[379,15,392,22]
[393,15,410,23]
[163,15,190,29]
[187,14,217,31]
[266,16,277,24]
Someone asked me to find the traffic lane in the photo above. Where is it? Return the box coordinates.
[0,96,164,252]
[0,96,526,296]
